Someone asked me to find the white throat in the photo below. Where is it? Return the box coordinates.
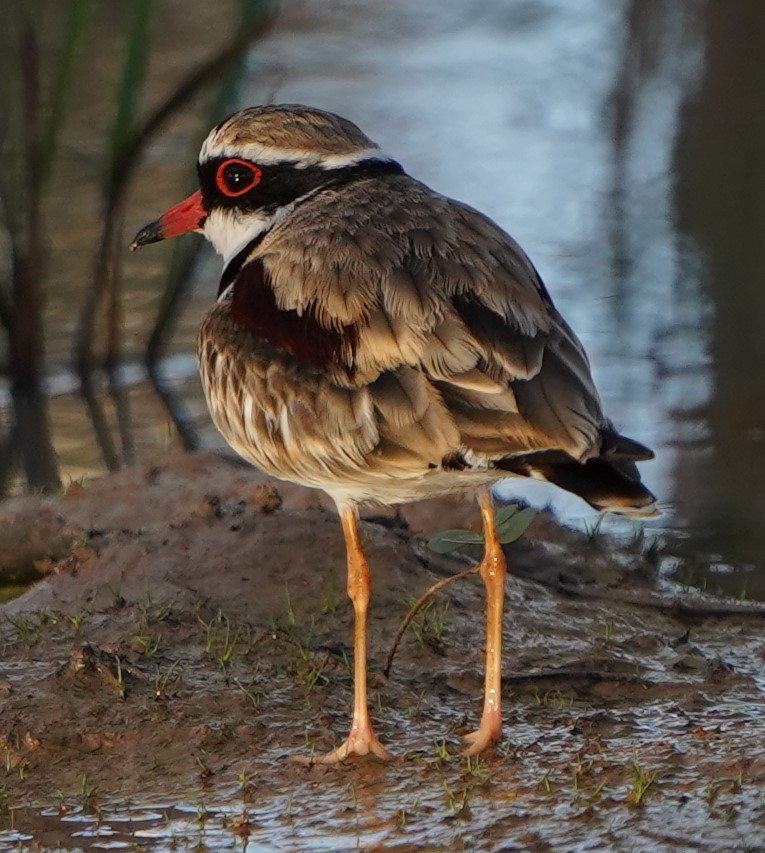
[202,208,274,264]
[202,185,328,265]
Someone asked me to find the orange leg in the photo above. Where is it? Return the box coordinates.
[309,508,394,763]
[464,487,507,755]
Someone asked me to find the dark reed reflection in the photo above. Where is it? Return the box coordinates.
[0,0,274,490]
[673,0,765,594]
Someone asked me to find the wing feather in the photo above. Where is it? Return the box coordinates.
[257,174,604,464]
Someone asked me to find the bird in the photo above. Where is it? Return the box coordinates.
[131,104,657,763]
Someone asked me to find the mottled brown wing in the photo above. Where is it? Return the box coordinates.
[257,173,605,466]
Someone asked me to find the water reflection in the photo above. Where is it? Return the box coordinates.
[674,0,765,595]
[1,0,764,594]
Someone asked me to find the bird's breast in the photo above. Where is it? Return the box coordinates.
[198,302,375,490]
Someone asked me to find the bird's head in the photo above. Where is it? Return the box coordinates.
[130,104,391,263]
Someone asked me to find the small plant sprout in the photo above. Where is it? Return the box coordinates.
[6,613,44,645]
[320,578,340,615]
[233,677,261,709]
[293,644,330,692]
[585,514,605,543]
[427,503,536,555]
[463,753,491,784]
[132,630,161,656]
[238,768,254,797]
[406,690,426,720]
[283,584,297,627]
[79,775,98,810]
[230,809,253,839]
[154,660,182,700]
[137,590,173,624]
[629,760,655,806]
[199,611,248,670]
[106,582,124,605]
[410,600,450,647]
[443,780,461,814]
[434,739,451,761]
[113,654,126,699]
[0,785,10,819]
[67,610,89,630]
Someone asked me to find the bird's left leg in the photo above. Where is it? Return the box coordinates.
[309,507,395,763]
[464,486,507,755]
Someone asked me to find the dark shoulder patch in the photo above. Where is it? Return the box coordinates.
[229,257,357,371]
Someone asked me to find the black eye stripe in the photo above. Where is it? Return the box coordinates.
[199,157,405,213]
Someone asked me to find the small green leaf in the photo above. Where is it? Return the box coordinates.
[494,503,523,528]
[496,507,536,544]
[427,505,536,554]
[427,528,484,555]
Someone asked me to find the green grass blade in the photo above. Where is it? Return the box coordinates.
[40,0,93,187]
[109,0,153,180]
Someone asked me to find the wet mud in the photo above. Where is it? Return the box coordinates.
[1,451,765,851]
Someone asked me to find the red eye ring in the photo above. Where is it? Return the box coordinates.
[215,158,262,197]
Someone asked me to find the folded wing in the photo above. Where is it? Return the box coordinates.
[256,174,656,513]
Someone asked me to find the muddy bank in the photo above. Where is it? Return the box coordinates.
[1,451,765,851]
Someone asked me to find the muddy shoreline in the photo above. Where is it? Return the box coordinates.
[1,451,764,850]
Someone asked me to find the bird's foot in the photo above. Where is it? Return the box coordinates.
[463,713,502,756]
[298,726,396,765]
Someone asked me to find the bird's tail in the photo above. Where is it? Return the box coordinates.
[532,457,658,517]
[495,428,658,517]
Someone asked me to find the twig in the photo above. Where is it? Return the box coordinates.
[502,668,650,686]
[384,565,479,678]
[79,375,121,472]
[557,582,765,619]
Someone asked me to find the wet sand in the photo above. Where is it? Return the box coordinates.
[1,451,765,851]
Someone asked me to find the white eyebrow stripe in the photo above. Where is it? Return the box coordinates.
[199,139,390,170]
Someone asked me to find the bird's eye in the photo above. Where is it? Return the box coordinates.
[215,158,262,197]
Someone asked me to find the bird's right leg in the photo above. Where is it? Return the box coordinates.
[307,507,395,764]
[464,486,507,754]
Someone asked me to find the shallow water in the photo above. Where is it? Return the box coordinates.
[3,698,764,853]
[5,4,765,589]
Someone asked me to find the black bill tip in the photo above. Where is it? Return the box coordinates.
[129,220,164,252]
